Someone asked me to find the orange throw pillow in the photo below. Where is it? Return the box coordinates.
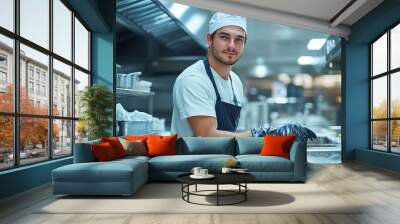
[260,135,296,159]
[91,142,118,161]
[101,137,126,158]
[124,135,149,142]
[146,135,178,157]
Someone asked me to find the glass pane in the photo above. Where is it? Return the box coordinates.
[372,121,388,151]
[53,119,72,158]
[53,0,72,60]
[372,33,387,76]
[0,0,14,31]
[74,17,89,70]
[75,120,88,143]
[391,120,400,153]
[372,77,387,119]
[53,59,72,117]
[20,44,49,115]
[74,69,89,118]
[391,24,400,70]
[0,34,14,112]
[20,117,49,165]
[0,116,13,170]
[391,72,400,118]
[20,0,49,49]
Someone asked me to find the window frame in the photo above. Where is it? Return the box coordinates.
[0,0,92,171]
[369,20,400,154]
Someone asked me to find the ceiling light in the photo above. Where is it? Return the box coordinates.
[297,56,315,65]
[252,65,268,77]
[186,14,206,34]
[307,38,327,50]
[169,3,189,19]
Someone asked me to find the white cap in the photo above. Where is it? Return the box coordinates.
[209,12,247,35]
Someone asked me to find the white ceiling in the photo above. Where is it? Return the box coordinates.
[172,0,384,38]
[227,0,352,22]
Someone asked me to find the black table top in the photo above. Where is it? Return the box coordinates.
[177,172,255,185]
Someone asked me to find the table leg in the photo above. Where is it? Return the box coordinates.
[195,184,197,192]
[217,184,219,206]
[245,183,247,201]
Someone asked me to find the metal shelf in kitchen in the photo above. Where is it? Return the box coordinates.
[116,88,155,115]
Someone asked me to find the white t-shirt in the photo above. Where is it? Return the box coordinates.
[171,60,244,137]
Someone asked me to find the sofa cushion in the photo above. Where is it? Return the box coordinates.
[52,158,147,183]
[236,137,264,155]
[91,142,118,161]
[148,154,235,172]
[124,135,149,142]
[101,137,127,158]
[147,135,178,157]
[178,137,235,155]
[236,155,293,172]
[260,135,296,159]
[118,138,147,156]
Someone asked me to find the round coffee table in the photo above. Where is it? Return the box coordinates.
[177,172,255,206]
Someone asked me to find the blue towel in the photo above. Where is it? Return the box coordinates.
[251,123,317,141]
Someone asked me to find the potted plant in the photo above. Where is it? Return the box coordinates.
[79,84,113,140]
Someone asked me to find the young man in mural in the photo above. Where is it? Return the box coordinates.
[171,12,317,140]
[171,12,252,137]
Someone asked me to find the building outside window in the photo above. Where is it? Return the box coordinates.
[41,73,46,83]
[41,85,46,97]
[35,83,40,95]
[0,0,91,170]
[28,67,34,80]
[28,81,34,94]
[0,55,6,67]
[0,71,6,85]
[0,55,7,87]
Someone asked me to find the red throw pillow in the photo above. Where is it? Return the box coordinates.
[101,137,126,158]
[260,135,296,159]
[91,142,118,161]
[146,135,177,157]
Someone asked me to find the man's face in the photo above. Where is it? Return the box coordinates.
[208,26,246,66]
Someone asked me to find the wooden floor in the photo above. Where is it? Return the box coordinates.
[1,162,400,224]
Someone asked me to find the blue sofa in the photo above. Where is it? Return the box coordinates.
[52,137,307,196]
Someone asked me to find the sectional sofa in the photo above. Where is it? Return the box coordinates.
[52,137,307,196]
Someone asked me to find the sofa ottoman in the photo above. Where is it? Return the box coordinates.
[52,156,148,196]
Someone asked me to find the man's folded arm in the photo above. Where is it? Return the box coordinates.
[187,116,251,137]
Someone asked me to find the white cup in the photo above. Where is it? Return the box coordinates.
[191,167,202,176]
[200,169,208,176]
[221,167,232,174]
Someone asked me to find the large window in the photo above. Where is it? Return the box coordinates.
[370,23,400,154]
[0,0,91,171]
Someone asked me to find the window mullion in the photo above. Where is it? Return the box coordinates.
[48,0,53,160]
[388,29,391,152]
[14,0,21,167]
[72,10,76,154]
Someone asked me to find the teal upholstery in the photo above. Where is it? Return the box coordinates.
[73,139,100,163]
[236,155,293,172]
[289,141,307,181]
[149,154,235,178]
[52,157,148,195]
[178,137,235,155]
[236,137,263,155]
[52,137,307,195]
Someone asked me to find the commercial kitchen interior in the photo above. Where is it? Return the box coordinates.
[1,0,400,223]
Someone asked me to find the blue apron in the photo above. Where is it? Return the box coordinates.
[203,59,241,131]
